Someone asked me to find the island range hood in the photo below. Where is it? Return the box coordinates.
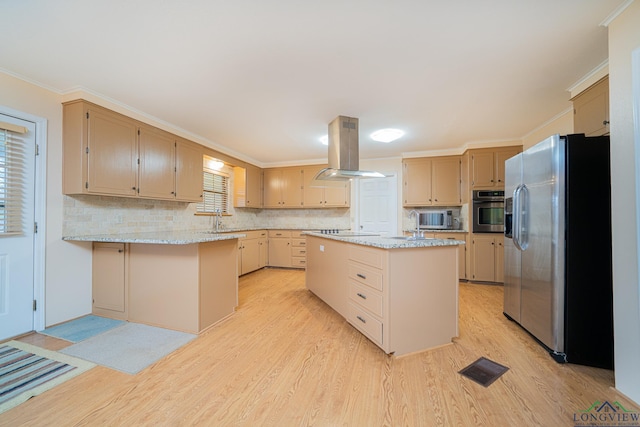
[313,116,386,180]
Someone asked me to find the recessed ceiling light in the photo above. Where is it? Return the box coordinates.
[371,128,404,143]
[320,135,328,145]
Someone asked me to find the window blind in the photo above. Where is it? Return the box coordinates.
[0,128,27,235]
[197,170,229,214]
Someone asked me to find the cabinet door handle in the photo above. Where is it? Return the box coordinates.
[356,315,367,324]
[357,273,366,280]
[357,292,367,300]
[603,120,610,125]
[118,249,123,253]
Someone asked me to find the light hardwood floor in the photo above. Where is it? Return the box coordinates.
[1,269,634,426]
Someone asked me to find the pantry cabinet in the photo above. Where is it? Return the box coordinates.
[63,99,203,202]
[301,165,350,207]
[402,156,461,207]
[572,76,609,137]
[469,146,521,189]
[263,167,303,208]
[469,233,504,283]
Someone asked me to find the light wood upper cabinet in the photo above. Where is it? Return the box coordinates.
[403,158,432,206]
[63,99,204,202]
[63,101,138,196]
[233,164,263,208]
[469,146,521,189]
[301,165,349,208]
[572,76,609,137]
[263,167,303,208]
[138,124,176,199]
[403,156,461,207]
[432,156,461,205]
[175,138,204,202]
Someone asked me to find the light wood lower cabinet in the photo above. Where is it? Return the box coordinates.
[237,230,267,276]
[267,230,306,269]
[306,236,459,356]
[93,239,238,334]
[469,233,504,283]
[92,242,128,320]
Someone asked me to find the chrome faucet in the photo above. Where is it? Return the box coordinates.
[409,210,423,238]
[214,209,222,233]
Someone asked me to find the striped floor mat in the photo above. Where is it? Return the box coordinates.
[0,341,95,414]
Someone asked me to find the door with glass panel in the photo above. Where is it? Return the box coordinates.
[0,114,36,340]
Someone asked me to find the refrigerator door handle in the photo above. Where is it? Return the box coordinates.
[518,184,529,250]
[512,184,524,251]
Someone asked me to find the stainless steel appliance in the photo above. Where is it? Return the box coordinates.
[504,134,613,369]
[472,190,504,233]
[418,209,453,230]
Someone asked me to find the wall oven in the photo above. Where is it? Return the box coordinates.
[472,190,505,233]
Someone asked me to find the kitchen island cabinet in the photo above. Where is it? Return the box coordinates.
[305,233,461,356]
[68,232,243,334]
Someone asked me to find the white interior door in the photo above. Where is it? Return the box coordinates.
[357,175,398,236]
[0,114,36,340]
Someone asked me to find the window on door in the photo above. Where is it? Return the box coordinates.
[0,123,28,235]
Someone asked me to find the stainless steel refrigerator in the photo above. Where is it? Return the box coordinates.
[503,134,613,369]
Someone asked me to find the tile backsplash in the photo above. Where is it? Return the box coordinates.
[63,195,351,236]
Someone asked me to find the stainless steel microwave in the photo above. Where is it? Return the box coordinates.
[419,210,453,230]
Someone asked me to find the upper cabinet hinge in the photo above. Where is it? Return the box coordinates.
[35,144,40,156]
[34,222,38,233]
[33,300,37,311]
[85,181,89,189]
[85,147,89,154]
[137,129,140,135]
[86,112,89,119]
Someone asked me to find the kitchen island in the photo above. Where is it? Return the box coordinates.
[305,232,463,356]
[64,231,245,334]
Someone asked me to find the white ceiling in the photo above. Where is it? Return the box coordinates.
[0,0,628,166]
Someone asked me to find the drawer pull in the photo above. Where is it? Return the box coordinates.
[357,273,366,280]
[356,315,367,324]
[356,292,367,300]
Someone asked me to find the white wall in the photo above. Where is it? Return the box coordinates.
[0,72,92,327]
[609,0,640,405]
[521,109,574,150]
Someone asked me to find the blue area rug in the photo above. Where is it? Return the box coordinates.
[41,315,125,343]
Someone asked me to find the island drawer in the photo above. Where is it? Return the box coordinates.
[292,238,306,247]
[348,302,383,345]
[348,281,383,317]
[291,257,306,267]
[348,262,383,291]
[292,247,307,257]
[269,230,291,238]
[348,245,384,269]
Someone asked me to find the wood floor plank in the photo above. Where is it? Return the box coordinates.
[1,268,634,426]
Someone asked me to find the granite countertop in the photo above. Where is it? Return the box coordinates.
[62,230,246,245]
[403,229,468,234]
[304,231,464,250]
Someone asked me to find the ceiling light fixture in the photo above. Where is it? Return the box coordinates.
[371,128,404,143]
